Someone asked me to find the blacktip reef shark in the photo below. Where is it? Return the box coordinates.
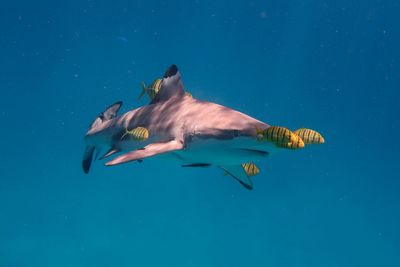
[82,65,324,190]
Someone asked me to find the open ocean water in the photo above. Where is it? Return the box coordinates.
[1,1,399,266]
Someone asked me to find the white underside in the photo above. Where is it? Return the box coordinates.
[173,136,278,166]
[93,132,279,167]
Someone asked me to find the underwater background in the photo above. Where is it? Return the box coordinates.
[1,0,399,266]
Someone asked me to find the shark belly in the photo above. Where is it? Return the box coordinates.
[174,136,273,166]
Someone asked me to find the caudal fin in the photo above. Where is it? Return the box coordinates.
[82,145,95,174]
[83,101,123,173]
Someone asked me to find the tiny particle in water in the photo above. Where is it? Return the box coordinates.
[260,11,267,18]
[117,36,128,42]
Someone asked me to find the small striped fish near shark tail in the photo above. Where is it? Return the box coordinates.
[121,127,150,141]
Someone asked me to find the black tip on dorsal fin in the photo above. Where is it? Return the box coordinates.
[163,64,178,78]
[150,65,185,104]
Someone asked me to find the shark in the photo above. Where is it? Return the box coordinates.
[82,64,323,190]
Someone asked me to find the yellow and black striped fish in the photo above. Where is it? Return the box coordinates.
[256,126,304,149]
[257,126,291,143]
[121,126,150,141]
[241,162,260,177]
[139,78,193,100]
[138,79,163,100]
[294,128,325,144]
[278,133,304,149]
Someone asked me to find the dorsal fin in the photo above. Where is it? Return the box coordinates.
[150,64,185,104]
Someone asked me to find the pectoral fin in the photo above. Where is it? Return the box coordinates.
[105,140,184,166]
[220,165,254,190]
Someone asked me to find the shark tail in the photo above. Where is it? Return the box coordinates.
[82,101,123,174]
[82,145,95,174]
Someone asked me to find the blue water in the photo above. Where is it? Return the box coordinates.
[1,1,399,266]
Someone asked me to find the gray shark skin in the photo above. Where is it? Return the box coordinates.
[83,65,281,190]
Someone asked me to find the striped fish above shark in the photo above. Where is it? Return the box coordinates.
[82,65,324,190]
